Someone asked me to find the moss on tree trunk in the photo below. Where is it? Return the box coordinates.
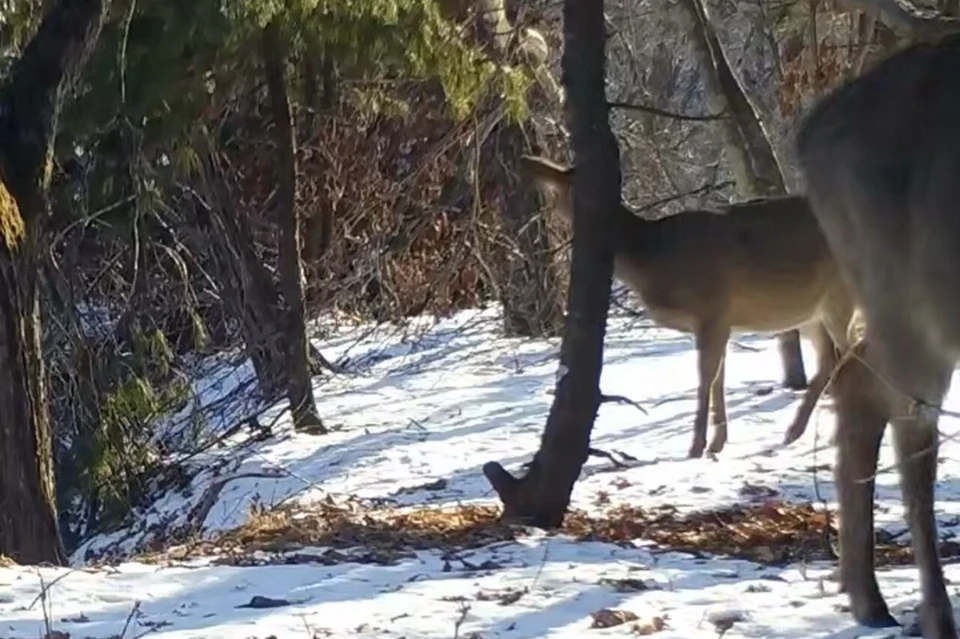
[0,0,110,565]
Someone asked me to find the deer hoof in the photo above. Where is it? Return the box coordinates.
[688,440,706,458]
[851,601,898,629]
[783,379,809,391]
[912,602,959,638]
[782,424,804,446]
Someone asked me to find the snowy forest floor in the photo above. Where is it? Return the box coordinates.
[5,305,960,638]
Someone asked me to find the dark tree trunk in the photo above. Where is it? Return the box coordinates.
[301,42,336,144]
[261,20,325,434]
[0,0,110,565]
[300,43,335,267]
[778,331,807,389]
[483,0,620,527]
[681,0,808,390]
[193,152,289,401]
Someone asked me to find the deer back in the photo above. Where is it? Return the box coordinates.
[797,33,960,361]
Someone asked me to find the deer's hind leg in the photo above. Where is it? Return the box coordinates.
[689,320,730,458]
[884,346,955,637]
[892,400,956,639]
[836,316,956,636]
[783,321,838,446]
[831,342,894,627]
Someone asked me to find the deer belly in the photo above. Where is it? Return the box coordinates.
[614,258,718,333]
[644,306,699,333]
[727,282,829,332]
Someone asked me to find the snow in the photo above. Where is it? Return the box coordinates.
[5,304,960,639]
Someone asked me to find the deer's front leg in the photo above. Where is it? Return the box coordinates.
[689,322,729,458]
[706,355,728,454]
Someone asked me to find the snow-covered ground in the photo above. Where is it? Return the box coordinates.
[4,305,960,639]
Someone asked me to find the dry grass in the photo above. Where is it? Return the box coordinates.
[126,498,960,569]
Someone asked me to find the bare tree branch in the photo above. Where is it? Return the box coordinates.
[840,0,960,40]
[608,101,727,121]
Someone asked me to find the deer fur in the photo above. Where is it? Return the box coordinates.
[796,34,960,638]
[523,155,855,458]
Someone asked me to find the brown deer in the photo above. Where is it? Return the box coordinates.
[796,35,960,639]
[523,155,855,458]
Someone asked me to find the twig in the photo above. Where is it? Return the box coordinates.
[38,571,52,639]
[608,100,728,121]
[633,179,736,214]
[131,626,162,639]
[811,411,838,560]
[28,567,80,610]
[600,393,649,414]
[119,600,142,638]
[452,601,471,639]
[587,446,639,468]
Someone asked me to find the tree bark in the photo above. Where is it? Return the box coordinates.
[300,41,335,268]
[261,20,326,434]
[0,0,110,565]
[681,0,808,390]
[483,0,620,527]
[837,0,959,41]
[193,151,289,400]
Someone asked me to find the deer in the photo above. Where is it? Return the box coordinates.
[522,155,856,459]
[795,34,960,639]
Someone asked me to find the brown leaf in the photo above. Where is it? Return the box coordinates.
[475,587,526,606]
[590,608,639,629]
[632,616,666,635]
[707,610,746,637]
[598,577,649,593]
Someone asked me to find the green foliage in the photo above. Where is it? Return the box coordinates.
[51,322,194,541]
[89,369,189,524]
[76,326,189,528]
[301,0,502,120]
[46,0,537,534]
[60,0,524,163]
[0,0,45,58]
[62,1,232,139]
[222,0,528,121]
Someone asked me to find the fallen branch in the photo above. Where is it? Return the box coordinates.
[608,100,727,122]
[600,393,649,414]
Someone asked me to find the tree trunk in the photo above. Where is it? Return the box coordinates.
[261,20,326,434]
[300,43,335,268]
[301,41,336,144]
[193,151,289,401]
[777,332,807,389]
[681,0,808,390]
[484,0,620,527]
[0,0,110,565]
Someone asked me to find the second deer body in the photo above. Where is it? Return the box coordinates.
[524,156,853,458]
